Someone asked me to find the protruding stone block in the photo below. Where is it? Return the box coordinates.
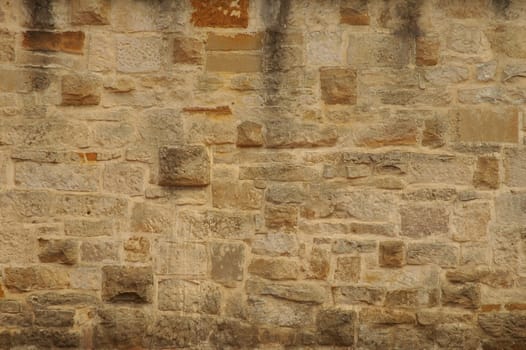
[379,241,405,268]
[158,145,210,187]
[101,266,153,304]
[61,73,102,106]
[71,0,110,25]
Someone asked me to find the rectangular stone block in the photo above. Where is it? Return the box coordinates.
[452,108,519,143]
[101,266,153,303]
[173,37,203,64]
[22,31,85,54]
[347,33,410,67]
[38,239,79,265]
[211,242,245,285]
[158,279,221,314]
[206,33,263,51]
[401,204,449,238]
[103,163,145,196]
[155,242,207,276]
[175,209,255,240]
[0,31,14,62]
[117,35,161,73]
[334,256,361,282]
[503,147,526,187]
[248,257,300,280]
[320,67,357,105]
[316,308,356,346]
[379,241,405,267]
[71,0,110,25]
[61,73,102,106]
[333,286,385,305]
[247,296,312,327]
[4,266,70,292]
[158,145,210,187]
[191,0,249,28]
[15,163,100,192]
[81,241,119,263]
[206,52,261,73]
[406,243,459,267]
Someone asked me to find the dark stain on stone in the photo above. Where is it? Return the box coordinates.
[492,0,511,14]
[393,0,423,39]
[261,0,291,106]
[30,70,51,91]
[24,0,54,29]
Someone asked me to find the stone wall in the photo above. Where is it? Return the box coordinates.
[0,0,525,348]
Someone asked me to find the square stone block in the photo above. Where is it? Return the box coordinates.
[158,145,210,186]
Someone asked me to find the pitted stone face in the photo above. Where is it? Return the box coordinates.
[158,145,210,187]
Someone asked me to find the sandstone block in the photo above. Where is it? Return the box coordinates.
[155,242,207,276]
[332,239,376,254]
[252,232,299,257]
[307,31,342,66]
[474,156,499,189]
[116,35,161,73]
[210,320,259,348]
[308,246,330,280]
[4,267,69,292]
[442,282,480,309]
[360,307,416,324]
[15,162,99,192]
[0,31,14,62]
[334,256,361,282]
[503,147,526,187]
[191,0,248,28]
[175,209,255,240]
[447,24,490,55]
[333,286,385,305]
[206,52,261,72]
[158,279,221,314]
[71,0,110,25]
[81,241,119,263]
[22,31,85,54]
[416,36,439,66]
[316,308,355,346]
[385,289,437,308]
[340,2,369,25]
[401,204,449,237]
[38,239,79,265]
[124,236,150,262]
[320,67,357,105]
[406,243,459,267]
[479,312,526,339]
[348,33,410,67]
[247,296,312,327]
[212,181,262,209]
[94,307,150,349]
[62,73,102,106]
[495,192,526,225]
[210,242,245,284]
[158,145,210,186]
[452,108,519,143]
[246,279,327,304]
[34,309,75,327]
[64,219,113,237]
[237,121,264,147]
[0,225,39,264]
[264,204,298,231]
[153,314,212,348]
[131,202,173,234]
[207,32,263,51]
[240,165,319,181]
[101,266,153,303]
[379,241,405,267]
[173,36,203,64]
[491,25,526,58]
[264,118,338,148]
[103,163,145,196]
[248,257,300,280]
[452,202,491,242]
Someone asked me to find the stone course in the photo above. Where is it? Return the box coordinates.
[0,0,525,348]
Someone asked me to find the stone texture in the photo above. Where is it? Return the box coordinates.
[4,267,70,292]
[158,145,210,186]
[316,308,356,346]
[334,256,361,282]
[474,156,500,189]
[416,36,439,66]
[348,33,410,67]
[173,36,203,65]
[22,31,85,54]
[237,121,264,147]
[248,258,301,280]
[101,266,153,303]
[452,108,519,143]
[158,279,221,314]
[71,0,110,25]
[406,243,459,267]
[116,35,161,73]
[191,0,248,28]
[379,241,405,268]
[211,242,245,285]
[401,204,449,238]
[38,239,79,265]
[320,67,357,105]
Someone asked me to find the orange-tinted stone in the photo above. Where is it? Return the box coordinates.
[191,0,248,28]
[22,31,85,54]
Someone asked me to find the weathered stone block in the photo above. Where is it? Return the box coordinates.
[491,25,526,58]
[131,202,173,234]
[320,67,357,105]
[503,147,526,187]
[155,242,207,276]
[401,204,449,237]
[247,296,313,327]
[379,241,405,268]
[212,181,262,209]
[0,31,14,62]
[22,31,85,54]
[206,52,261,72]
[210,242,245,284]
[101,266,153,303]
[4,267,70,292]
[406,243,459,267]
[173,36,203,64]
[264,118,338,148]
[116,35,161,73]
[246,279,327,304]
[452,202,491,242]
[334,256,361,282]
[308,246,330,280]
[348,33,410,67]
[442,282,480,309]
[124,236,150,262]
[81,241,119,263]
[332,239,376,254]
[340,2,369,25]
[360,307,416,324]
[248,257,300,280]
[62,73,102,106]
[252,232,299,257]
[265,204,298,231]
[34,309,75,327]
[207,32,263,51]
[158,145,210,186]
[416,36,439,66]
[191,0,248,28]
[316,308,355,346]
[158,279,221,314]
[71,0,110,25]
[38,239,79,265]
[103,163,145,196]
[237,121,264,147]
[474,156,499,189]
[333,286,385,305]
[94,307,150,349]
[64,218,114,237]
[452,108,519,143]
[15,162,100,191]
[307,31,342,66]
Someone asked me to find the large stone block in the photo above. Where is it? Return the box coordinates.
[158,279,221,314]
[248,257,300,280]
[71,0,110,25]
[451,108,519,143]
[158,145,210,186]
[401,204,449,238]
[38,239,79,265]
[320,67,357,105]
[101,266,153,304]
[211,242,245,285]
[503,147,526,187]
[316,308,355,346]
[155,242,207,276]
[247,296,313,327]
[4,266,70,292]
[348,33,410,67]
[22,31,85,54]
[379,241,405,268]
[94,307,151,349]
[116,35,161,73]
[406,243,459,267]
[191,0,249,28]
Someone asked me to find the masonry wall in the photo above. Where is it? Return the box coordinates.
[0,0,525,349]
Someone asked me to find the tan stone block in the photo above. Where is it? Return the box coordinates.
[495,192,526,225]
[116,35,162,73]
[447,24,490,55]
[175,209,255,240]
[173,37,203,64]
[360,307,415,324]
[206,32,263,51]
[212,181,262,209]
[15,162,100,192]
[334,256,360,282]
[248,257,300,280]
[252,232,299,257]
[406,243,459,267]
[306,31,343,66]
[452,108,519,143]
[416,36,439,66]
[4,266,70,292]
[158,145,210,187]
[191,0,248,28]
[64,219,114,237]
[102,266,153,303]
[354,117,418,147]
[131,202,173,234]
[452,202,491,242]
[158,279,221,314]
[442,282,480,309]
[81,241,119,263]
[206,52,261,73]
[316,308,355,346]
[401,204,449,238]
[474,156,499,189]
[379,241,405,268]
[424,65,469,85]
[0,31,14,62]
[347,33,410,68]
[308,246,330,280]
[503,147,526,187]
[210,242,245,285]
[22,31,85,54]
[88,31,115,72]
[155,242,207,276]
[38,239,79,265]
[103,163,145,196]
[385,289,436,308]
[320,67,357,105]
[61,73,102,106]
[264,204,298,231]
[237,121,264,147]
[0,225,39,264]
[333,286,384,305]
[332,239,376,254]
[264,118,338,148]
[71,0,110,25]
[240,164,319,182]
[491,25,526,58]
[124,236,150,262]
[246,279,327,304]
[340,2,369,25]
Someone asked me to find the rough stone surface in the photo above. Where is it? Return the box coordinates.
[0,1,525,348]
